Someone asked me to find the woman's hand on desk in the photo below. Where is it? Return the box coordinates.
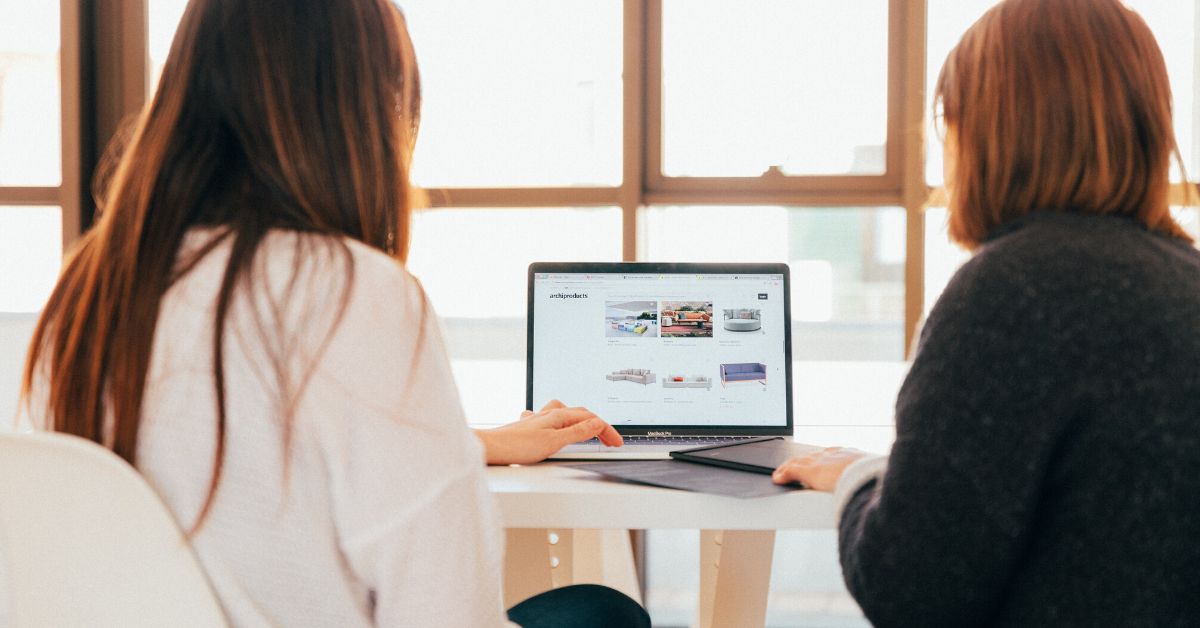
[473,399,624,465]
[772,447,869,492]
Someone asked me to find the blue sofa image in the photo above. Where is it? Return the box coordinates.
[720,362,767,387]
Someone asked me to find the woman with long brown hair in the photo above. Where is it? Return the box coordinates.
[773,0,1200,625]
[20,1,645,626]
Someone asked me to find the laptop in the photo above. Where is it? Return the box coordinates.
[528,262,794,459]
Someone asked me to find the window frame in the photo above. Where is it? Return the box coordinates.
[40,0,1200,354]
[0,0,148,257]
[0,0,83,252]
[643,0,906,198]
[423,0,929,353]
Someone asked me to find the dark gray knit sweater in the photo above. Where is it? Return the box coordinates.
[840,211,1200,627]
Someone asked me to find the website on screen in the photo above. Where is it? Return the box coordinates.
[531,273,788,427]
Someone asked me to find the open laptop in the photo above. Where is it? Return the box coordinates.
[528,262,794,459]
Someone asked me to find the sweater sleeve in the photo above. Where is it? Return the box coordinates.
[303,252,514,627]
[837,251,1078,627]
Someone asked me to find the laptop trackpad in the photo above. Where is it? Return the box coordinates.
[557,441,605,453]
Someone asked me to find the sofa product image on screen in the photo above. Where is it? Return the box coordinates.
[720,363,767,387]
[605,300,659,338]
[662,311,710,327]
[661,375,713,390]
[722,308,762,332]
[660,301,714,338]
[607,369,657,385]
[611,320,654,335]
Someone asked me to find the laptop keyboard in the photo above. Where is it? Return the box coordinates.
[577,435,758,446]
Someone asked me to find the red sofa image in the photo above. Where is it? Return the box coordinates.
[661,310,711,327]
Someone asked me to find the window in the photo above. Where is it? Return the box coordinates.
[148,0,188,95]
[406,207,623,418]
[660,1,889,178]
[0,2,61,186]
[144,0,930,371]
[0,205,61,312]
[0,0,72,313]
[641,206,905,361]
[403,1,623,188]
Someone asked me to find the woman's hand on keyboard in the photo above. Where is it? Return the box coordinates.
[474,400,624,465]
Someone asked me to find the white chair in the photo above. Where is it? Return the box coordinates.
[0,431,227,627]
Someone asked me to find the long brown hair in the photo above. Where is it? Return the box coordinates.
[935,0,1191,248]
[22,0,421,528]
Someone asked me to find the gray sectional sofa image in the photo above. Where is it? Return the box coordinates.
[720,362,767,387]
[607,369,656,385]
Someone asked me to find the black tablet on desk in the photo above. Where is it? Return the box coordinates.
[670,437,822,475]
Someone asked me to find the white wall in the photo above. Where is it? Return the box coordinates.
[0,314,37,430]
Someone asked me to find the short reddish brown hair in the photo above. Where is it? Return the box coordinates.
[935,0,1191,248]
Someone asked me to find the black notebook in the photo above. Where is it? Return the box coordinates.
[670,436,822,475]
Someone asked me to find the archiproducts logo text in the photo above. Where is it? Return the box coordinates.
[549,293,588,299]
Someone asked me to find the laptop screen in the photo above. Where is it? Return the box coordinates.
[528,264,792,433]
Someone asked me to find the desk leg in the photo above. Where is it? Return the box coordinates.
[571,529,643,603]
[504,529,556,607]
[503,529,642,608]
[698,529,776,628]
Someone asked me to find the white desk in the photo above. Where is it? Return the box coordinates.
[477,360,906,626]
[488,463,838,628]
[488,463,836,530]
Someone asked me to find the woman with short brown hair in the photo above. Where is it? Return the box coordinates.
[774,0,1200,624]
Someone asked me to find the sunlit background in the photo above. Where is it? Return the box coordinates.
[2,1,1199,625]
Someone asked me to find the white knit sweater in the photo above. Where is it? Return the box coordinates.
[116,230,511,627]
